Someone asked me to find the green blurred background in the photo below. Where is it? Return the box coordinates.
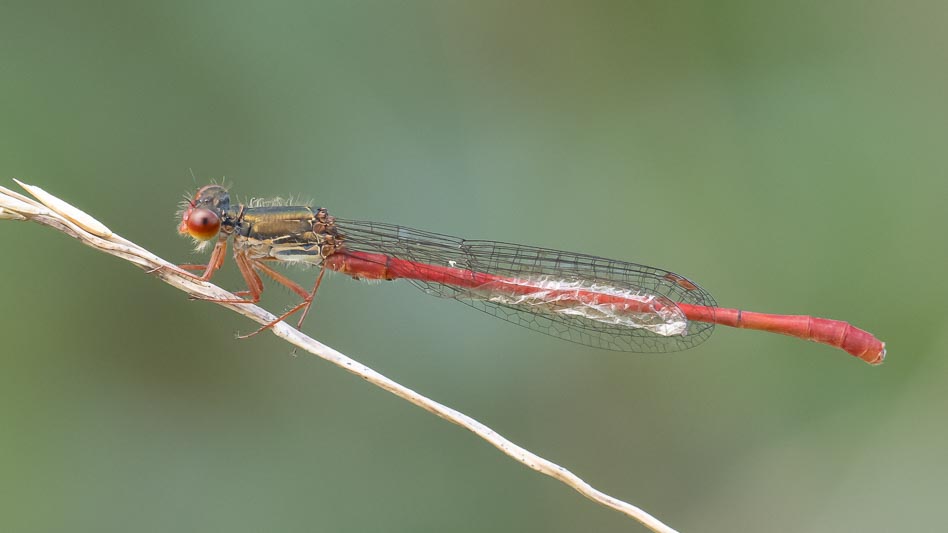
[2,1,945,531]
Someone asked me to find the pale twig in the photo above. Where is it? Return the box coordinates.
[0,180,678,533]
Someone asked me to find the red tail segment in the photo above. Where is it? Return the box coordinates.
[677,304,885,365]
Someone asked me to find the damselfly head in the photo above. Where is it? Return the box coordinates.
[177,184,231,242]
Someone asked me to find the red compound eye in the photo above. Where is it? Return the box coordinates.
[185,208,221,240]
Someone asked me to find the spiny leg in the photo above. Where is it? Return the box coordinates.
[237,264,326,338]
[253,260,311,300]
[191,249,264,305]
[170,239,230,281]
[294,268,326,328]
[179,243,327,337]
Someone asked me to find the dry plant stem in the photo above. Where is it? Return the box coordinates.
[0,182,677,533]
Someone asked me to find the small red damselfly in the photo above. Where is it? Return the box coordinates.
[177,184,885,365]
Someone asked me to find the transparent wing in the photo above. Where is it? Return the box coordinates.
[333,219,717,352]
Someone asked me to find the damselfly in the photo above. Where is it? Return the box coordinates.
[177,184,885,364]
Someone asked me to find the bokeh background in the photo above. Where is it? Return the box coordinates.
[2,2,946,531]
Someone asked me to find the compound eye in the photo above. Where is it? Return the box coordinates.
[186,208,221,240]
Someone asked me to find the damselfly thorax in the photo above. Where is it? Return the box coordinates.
[231,205,341,265]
